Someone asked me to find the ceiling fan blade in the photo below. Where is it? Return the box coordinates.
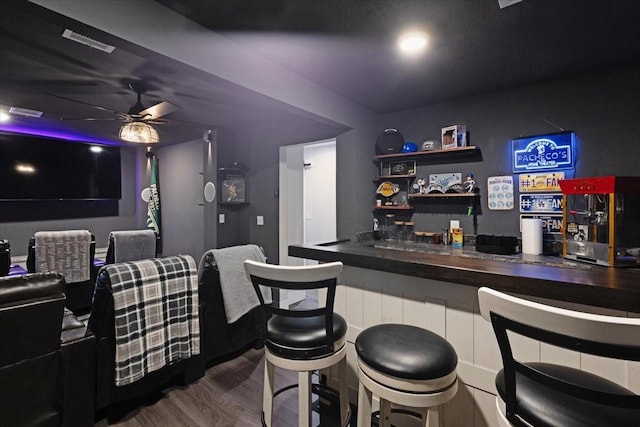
[145,118,169,125]
[47,93,124,115]
[60,117,122,121]
[139,101,179,120]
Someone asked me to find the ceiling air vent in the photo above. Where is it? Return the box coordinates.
[62,29,115,53]
[9,107,43,118]
[498,0,524,8]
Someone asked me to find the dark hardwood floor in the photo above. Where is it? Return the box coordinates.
[95,291,349,427]
[96,348,299,426]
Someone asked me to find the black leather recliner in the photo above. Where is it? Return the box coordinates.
[88,259,204,410]
[27,234,97,313]
[0,273,95,427]
[198,251,265,365]
[0,239,10,276]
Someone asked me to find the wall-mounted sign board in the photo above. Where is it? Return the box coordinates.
[518,172,564,192]
[512,131,575,173]
[519,193,563,213]
[429,173,461,188]
[487,175,514,210]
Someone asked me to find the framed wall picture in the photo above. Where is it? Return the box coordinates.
[222,174,246,203]
[218,165,247,204]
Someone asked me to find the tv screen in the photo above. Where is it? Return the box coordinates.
[0,132,122,200]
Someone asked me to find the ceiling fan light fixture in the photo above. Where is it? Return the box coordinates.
[119,121,159,144]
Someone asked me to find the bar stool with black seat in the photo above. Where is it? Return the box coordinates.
[355,323,458,427]
[478,287,640,427]
[244,260,350,427]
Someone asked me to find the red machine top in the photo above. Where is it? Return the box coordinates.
[559,176,640,194]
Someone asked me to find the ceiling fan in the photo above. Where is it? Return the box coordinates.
[51,83,189,143]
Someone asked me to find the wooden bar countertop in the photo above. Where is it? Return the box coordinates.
[289,241,640,313]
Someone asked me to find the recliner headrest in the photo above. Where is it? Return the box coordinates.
[0,273,65,306]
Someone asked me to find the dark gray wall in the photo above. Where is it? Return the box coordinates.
[158,138,212,262]
[202,130,218,255]
[377,64,640,238]
[216,112,360,263]
[0,146,141,256]
[8,66,637,262]
[335,126,381,239]
[216,64,640,254]
[216,126,251,250]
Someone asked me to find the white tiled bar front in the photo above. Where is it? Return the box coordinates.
[322,266,640,427]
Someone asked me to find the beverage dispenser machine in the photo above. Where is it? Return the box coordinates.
[559,176,640,267]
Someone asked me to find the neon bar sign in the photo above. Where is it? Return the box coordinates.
[512,131,575,173]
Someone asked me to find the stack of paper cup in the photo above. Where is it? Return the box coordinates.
[522,218,543,255]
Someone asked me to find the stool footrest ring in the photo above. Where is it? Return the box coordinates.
[262,383,352,427]
[369,408,424,426]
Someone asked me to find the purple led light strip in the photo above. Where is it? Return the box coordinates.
[0,124,119,146]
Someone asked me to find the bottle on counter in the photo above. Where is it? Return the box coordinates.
[442,228,450,245]
[404,222,415,243]
[372,218,381,240]
[383,214,396,241]
[394,221,405,242]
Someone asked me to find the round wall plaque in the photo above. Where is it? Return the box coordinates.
[140,187,150,202]
[204,181,216,203]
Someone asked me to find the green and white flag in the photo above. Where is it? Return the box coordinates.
[146,154,162,253]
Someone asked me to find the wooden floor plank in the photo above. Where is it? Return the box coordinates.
[95,293,349,426]
[96,348,304,427]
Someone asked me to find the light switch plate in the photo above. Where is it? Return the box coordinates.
[257,216,264,226]
[219,214,225,224]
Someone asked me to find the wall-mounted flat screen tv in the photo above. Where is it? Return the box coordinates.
[0,132,121,200]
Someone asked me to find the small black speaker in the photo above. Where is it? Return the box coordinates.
[476,235,520,255]
[203,129,213,143]
[375,128,405,155]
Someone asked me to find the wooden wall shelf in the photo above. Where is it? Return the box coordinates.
[374,174,415,180]
[373,205,414,210]
[409,193,479,199]
[374,146,482,164]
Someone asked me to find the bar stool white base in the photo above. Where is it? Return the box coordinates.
[262,340,349,427]
[495,397,516,427]
[357,360,458,427]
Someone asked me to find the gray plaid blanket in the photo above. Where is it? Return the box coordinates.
[105,255,200,386]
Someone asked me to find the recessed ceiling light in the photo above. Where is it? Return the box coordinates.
[398,31,429,53]
[15,163,36,174]
[0,111,10,123]
[90,146,103,153]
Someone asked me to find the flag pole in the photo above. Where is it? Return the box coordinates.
[146,148,162,254]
